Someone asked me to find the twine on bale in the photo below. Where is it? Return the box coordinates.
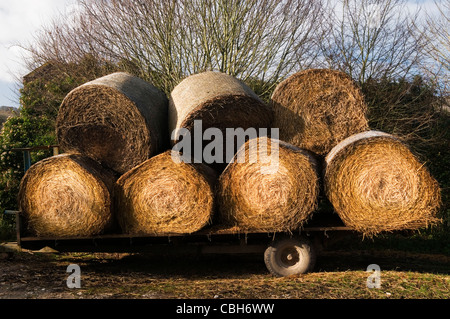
[18,153,116,238]
[271,69,369,155]
[115,151,217,235]
[56,72,169,175]
[217,137,320,232]
[324,131,442,236]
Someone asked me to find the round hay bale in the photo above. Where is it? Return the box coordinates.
[56,72,169,175]
[324,131,442,236]
[271,69,369,155]
[169,71,273,166]
[217,137,320,232]
[18,153,116,238]
[115,150,217,235]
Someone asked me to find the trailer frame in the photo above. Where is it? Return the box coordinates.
[6,145,354,277]
[10,209,353,277]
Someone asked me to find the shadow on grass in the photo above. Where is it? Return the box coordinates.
[9,227,450,279]
[55,242,450,281]
[316,231,450,275]
[65,253,269,279]
[315,250,450,275]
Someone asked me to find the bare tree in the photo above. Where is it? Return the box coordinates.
[317,0,443,150]
[24,0,324,96]
[423,1,450,72]
[417,0,449,98]
[319,0,426,85]
[180,0,322,86]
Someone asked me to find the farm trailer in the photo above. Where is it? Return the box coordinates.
[5,145,353,277]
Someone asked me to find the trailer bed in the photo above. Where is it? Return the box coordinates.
[15,211,351,253]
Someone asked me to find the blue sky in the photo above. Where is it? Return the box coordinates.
[0,0,443,108]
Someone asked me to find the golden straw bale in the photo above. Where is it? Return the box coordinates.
[18,153,116,237]
[169,71,273,169]
[324,131,442,236]
[115,151,217,235]
[217,137,320,232]
[56,72,169,174]
[169,71,272,138]
[271,69,369,155]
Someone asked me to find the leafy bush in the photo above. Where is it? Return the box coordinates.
[0,114,57,212]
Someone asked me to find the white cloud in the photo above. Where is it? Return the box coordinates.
[0,0,76,83]
[0,0,76,106]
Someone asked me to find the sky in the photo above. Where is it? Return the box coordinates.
[0,0,76,107]
[0,0,443,108]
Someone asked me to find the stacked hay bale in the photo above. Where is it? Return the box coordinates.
[169,71,273,169]
[19,72,171,237]
[57,72,169,175]
[217,137,320,232]
[17,68,442,239]
[18,154,116,237]
[324,131,441,236]
[271,69,369,155]
[115,151,216,235]
[271,68,441,235]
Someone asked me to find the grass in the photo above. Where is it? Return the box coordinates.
[1,240,449,299]
[67,266,449,299]
[1,215,448,300]
[45,249,449,299]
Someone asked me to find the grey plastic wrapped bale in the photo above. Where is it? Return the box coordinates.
[56,72,169,174]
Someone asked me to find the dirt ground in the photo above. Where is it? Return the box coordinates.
[1,242,449,300]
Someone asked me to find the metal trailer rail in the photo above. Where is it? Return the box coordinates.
[7,210,352,277]
[10,145,60,172]
[5,145,354,277]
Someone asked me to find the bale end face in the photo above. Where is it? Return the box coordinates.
[217,138,320,232]
[56,72,169,175]
[271,69,369,155]
[325,131,442,236]
[18,153,116,238]
[168,71,274,169]
[115,151,216,235]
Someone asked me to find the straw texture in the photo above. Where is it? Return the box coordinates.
[169,71,273,168]
[271,69,369,155]
[115,151,217,235]
[18,153,116,237]
[56,72,169,174]
[324,131,442,236]
[217,137,320,232]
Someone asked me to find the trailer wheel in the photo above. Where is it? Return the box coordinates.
[264,236,316,277]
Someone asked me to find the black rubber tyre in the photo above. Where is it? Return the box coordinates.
[264,236,316,277]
